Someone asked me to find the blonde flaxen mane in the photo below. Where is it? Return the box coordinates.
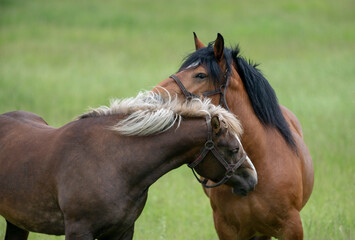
[79,91,243,137]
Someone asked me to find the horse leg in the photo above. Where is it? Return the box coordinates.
[64,221,93,240]
[5,220,29,240]
[280,210,303,240]
[249,236,271,240]
[98,225,134,240]
[65,230,93,240]
[119,225,134,240]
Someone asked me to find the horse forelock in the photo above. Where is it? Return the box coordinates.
[179,43,223,86]
[78,91,242,137]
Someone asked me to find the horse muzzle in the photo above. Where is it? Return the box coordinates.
[228,167,258,196]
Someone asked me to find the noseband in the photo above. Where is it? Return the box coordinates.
[170,70,231,111]
[187,116,246,188]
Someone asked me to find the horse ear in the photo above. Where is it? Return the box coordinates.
[213,33,224,62]
[193,32,205,50]
[211,116,221,134]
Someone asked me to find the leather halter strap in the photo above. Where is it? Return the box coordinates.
[170,74,199,100]
[187,116,246,188]
[169,70,231,111]
[202,70,231,111]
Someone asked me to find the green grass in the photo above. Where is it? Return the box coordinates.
[0,0,354,239]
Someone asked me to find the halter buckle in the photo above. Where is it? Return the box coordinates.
[205,140,214,150]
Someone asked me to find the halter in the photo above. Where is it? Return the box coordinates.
[187,115,246,188]
[169,69,231,111]
[170,69,238,187]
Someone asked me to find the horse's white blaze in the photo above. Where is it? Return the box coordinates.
[185,61,200,70]
[246,156,257,183]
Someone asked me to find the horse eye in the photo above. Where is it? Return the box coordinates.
[195,73,207,79]
[231,147,239,154]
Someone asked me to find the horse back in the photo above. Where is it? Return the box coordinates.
[0,110,56,175]
[1,111,51,126]
[0,111,55,145]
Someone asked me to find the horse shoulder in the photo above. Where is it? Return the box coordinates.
[55,119,145,236]
[279,105,314,207]
[279,105,303,138]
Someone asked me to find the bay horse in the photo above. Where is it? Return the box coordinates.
[155,33,314,239]
[0,91,257,240]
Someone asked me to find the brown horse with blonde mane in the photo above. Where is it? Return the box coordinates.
[0,91,257,240]
[155,33,314,239]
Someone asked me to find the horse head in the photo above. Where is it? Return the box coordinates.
[189,114,257,196]
[156,33,233,110]
[155,33,297,150]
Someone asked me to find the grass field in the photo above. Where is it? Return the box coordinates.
[0,0,354,239]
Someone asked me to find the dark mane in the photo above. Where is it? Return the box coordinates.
[179,44,297,151]
[232,48,297,150]
[179,43,230,86]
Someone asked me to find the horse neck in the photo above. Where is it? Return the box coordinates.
[112,117,208,192]
[226,75,268,163]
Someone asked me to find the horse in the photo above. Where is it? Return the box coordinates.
[154,33,314,239]
[0,91,257,240]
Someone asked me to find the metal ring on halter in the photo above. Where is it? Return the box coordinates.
[225,168,234,177]
[204,140,214,150]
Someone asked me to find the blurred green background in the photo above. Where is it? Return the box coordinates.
[0,0,354,239]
